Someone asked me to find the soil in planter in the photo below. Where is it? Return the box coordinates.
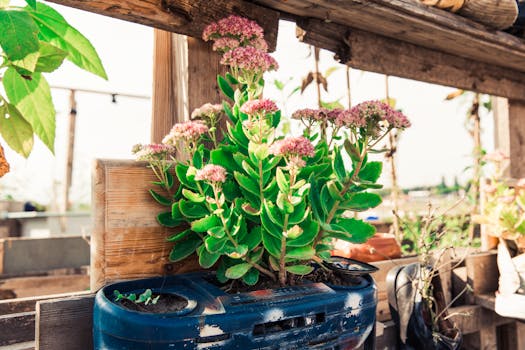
[214,268,365,294]
[118,293,188,313]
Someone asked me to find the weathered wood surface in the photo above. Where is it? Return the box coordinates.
[0,275,89,299]
[508,101,525,178]
[296,18,525,101]
[91,159,201,291]
[151,30,187,143]
[465,250,498,295]
[0,311,35,346]
[0,236,89,277]
[0,291,91,315]
[254,0,525,73]
[35,294,94,350]
[46,0,279,51]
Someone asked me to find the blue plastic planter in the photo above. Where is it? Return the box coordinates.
[93,272,376,349]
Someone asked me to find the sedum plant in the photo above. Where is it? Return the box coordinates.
[134,16,410,286]
[0,0,106,159]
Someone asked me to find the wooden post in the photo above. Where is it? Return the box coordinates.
[151,30,187,143]
[60,90,77,233]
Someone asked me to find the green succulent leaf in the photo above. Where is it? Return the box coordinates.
[166,229,191,242]
[340,192,382,211]
[205,235,228,253]
[333,218,376,243]
[211,148,239,173]
[242,268,259,285]
[191,215,220,233]
[178,199,208,218]
[262,229,281,257]
[276,167,289,193]
[333,146,347,183]
[286,246,315,260]
[169,236,201,262]
[217,75,235,100]
[225,263,251,279]
[207,226,226,239]
[157,211,183,227]
[149,189,171,206]
[288,201,308,225]
[287,216,318,247]
[326,180,344,201]
[240,226,262,250]
[197,245,220,268]
[285,265,314,275]
[264,201,283,227]
[234,171,259,197]
[359,161,382,183]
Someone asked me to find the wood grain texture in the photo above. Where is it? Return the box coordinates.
[0,291,91,315]
[91,159,200,291]
[255,0,525,73]
[151,30,187,143]
[0,312,35,346]
[0,275,89,299]
[508,100,525,178]
[465,251,499,296]
[296,18,525,101]
[35,294,94,350]
[46,0,279,51]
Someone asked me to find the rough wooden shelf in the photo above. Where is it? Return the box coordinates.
[253,0,525,73]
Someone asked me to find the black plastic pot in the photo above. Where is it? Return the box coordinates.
[93,270,377,349]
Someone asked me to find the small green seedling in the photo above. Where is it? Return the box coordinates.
[114,289,160,305]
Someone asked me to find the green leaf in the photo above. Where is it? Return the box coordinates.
[333,147,347,183]
[234,171,259,197]
[149,189,171,206]
[240,226,262,250]
[166,229,191,242]
[262,229,281,257]
[191,215,220,233]
[333,218,376,243]
[3,68,55,152]
[217,75,234,100]
[327,180,344,201]
[261,205,283,239]
[263,201,283,227]
[285,265,314,275]
[205,235,227,253]
[0,9,39,60]
[276,167,289,193]
[340,192,382,211]
[157,211,183,227]
[179,199,208,218]
[242,268,259,285]
[286,246,315,260]
[175,164,197,191]
[320,184,335,217]
[11,51,40,73]
[225,263,251,279]
[287,216,318,247]
[211,148,239,173]
[288,201,308,225]
[309,177,326,222]
[225,244,248,259]
[28,3,107,79]
[165,169,174,190]
[0,102,34,157]
[34,41,67,73]
[169,236,201,262]
[197,245,220,268]
[359,161,382,183]
[25,0,36,9]
[207,226,226,239]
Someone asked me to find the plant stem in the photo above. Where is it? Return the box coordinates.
[279,214,289,286]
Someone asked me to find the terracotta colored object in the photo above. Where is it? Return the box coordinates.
[332,233,402,262]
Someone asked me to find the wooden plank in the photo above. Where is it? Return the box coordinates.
[0,341,34,350]
[151,30,187,143]
[465,251,498,296]
[35,294,94,350]
[46,0,279,51]
[0,312,35,346]
[508,100,525,178]
[0,236,89,277]
[0,275,89,299]
[0,291,91,315]
[255,0,525,73]
[91,159,201,291]
[296,18,525,101]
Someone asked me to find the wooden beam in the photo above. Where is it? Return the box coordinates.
[35,294,94,350]
[46,0,279,51]
[0,312,35,346]
[151,30,187,143]
[0,291,91,315]
[0,236,89,277]
[508,100,525,178]
[296,18,525,101]
[255,0,525,73]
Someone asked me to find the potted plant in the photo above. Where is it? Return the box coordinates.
[93,15,410,349]
[476,151,525,320]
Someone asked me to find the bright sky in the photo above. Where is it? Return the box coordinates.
[0,3,495,207]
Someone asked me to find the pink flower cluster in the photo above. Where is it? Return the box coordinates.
[203,15,264,43]
[345,101,411,129]
[269,137,315,158]
[195,164,227,183]
[291,108,328,121]
[162,121,209,145]
[240,99,278,115]
[221,46,278,73]
[132,144,174,161]
[191,103,224,120]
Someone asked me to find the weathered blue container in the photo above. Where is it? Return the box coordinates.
[93,272,376,349]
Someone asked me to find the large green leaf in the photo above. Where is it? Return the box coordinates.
[240,226,262,250]
[333,218,376,243]
[285,265,314,275]
[262,229,281,257]
[191,215,220,233]
[25,0,37,9]
[178,199,208,218]
[27,3,107,79]
[0,102,34,157]
[217,75,234,100]
[149,189,171,206]
[35,41,67,73]
[234,171,260,197]
[205,235,227,253]
[197,245,220,268]
[225,263,251,279]
[157,211,183,227]
[333,147,347,183]
[286,246,315,260]
[287,216,318,247]
[0,9,39,60]
[359,161,382,183]
[11,51,40,73]
[340,192,382,211]
[169,237,201,262]
[3,68,55,152]
[242,268,259,285]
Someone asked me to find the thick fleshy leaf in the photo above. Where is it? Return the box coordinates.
[149,189,171,206]
[0,9,39,60]
[240,226,262,250]
[225,263,251,279]
[340,192,382,212]
[205,235,227,253]
[28,3,107,79]
[207,226,226,239]
[333,147,347,183]
[262,229,281,257]
[157,211,183,227]
[264,201,283,227]
[191,215,220,233]
[285,265,314,275]
[34,41,67,73]
[242,268,259,285]
[179,199,208,218]
[166,229,191,242]
[276,167,288,193]
[3,68,55,152]
[169,236,201,262]
[288,200,308,225]
[334,218,376,243]
[359,161,382,183]
[261,205,282,239]
[217,75,234,100]
[286,246,315,260]
[0,102,34,157]
[287,217,318,247]
[197,245,220,268]
[211,148,239,173]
